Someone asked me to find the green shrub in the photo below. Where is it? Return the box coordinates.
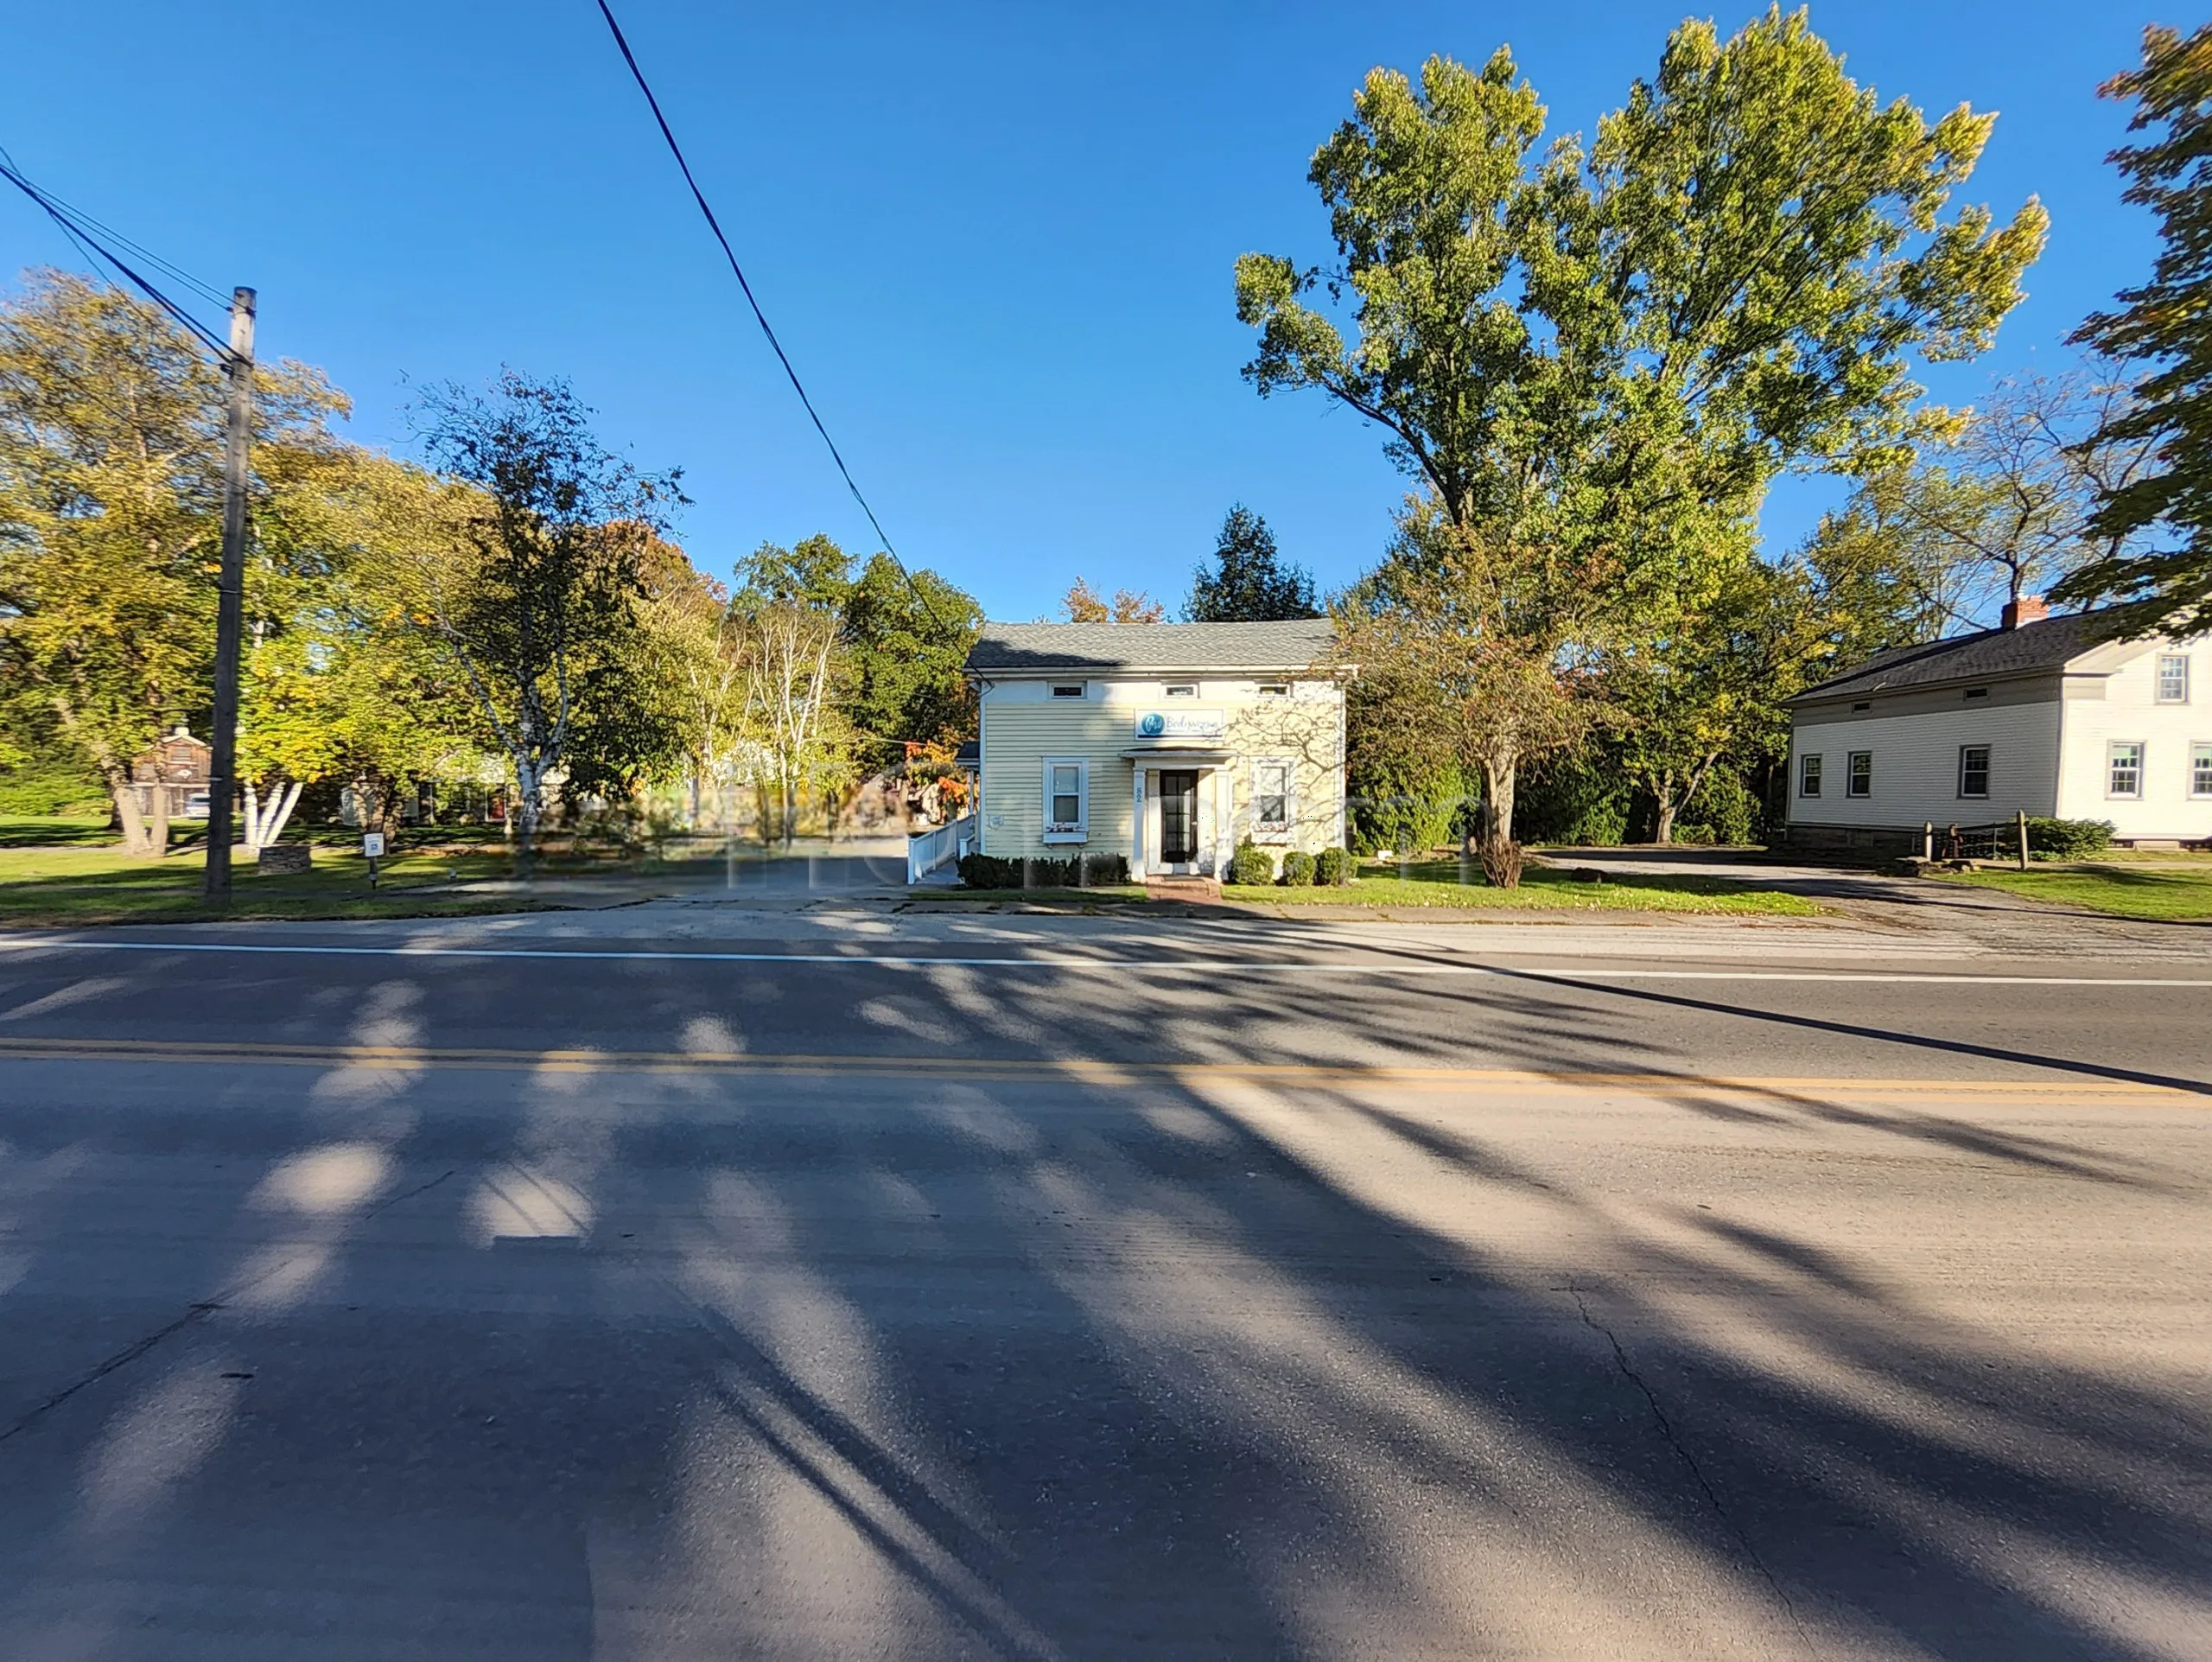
[1227,839,1276,886]
[2025,817,2115,858]
[1314,846,1351,886]
[956,850,1128,889]
[1280,850,1317,886]
[1082,852,1130,885]
[0,754,108,815]
[1517,748,1633,846]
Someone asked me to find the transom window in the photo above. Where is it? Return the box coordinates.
[1847,751,1872,799]
[1963,687,1990,701]
[2193,742,2212,799]
[1799,754,1822,798]
[1257,683,1290,697]
[2108,742,2144,799]
[1254,759,1292,833]
[1049,683,1085,699]
[1164,684,1198,697]
[2158,654,2190,704]
[1958,744,1991,799]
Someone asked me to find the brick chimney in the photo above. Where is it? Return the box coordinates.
[2000,593,2049,630]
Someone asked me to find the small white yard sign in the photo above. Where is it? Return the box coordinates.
[362,832,385,858]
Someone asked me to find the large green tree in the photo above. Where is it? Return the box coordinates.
[840,551,982,759]
[1237,9,2044,856]
[0,270,348,855]
[2055,24,2212,640]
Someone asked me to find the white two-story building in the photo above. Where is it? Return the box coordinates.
[963,621,1347,877]
[1785,598,2212,850]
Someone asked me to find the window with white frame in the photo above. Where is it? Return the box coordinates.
[1164,683,1198,697]
[1958,744,1991,799]
[1042,757,1088,840]
[1050,683,1085,699]
[2108,742,2144,799]
[1798,753,1821,797]
[1253,758,1293,834]
[1847,751,1872,798]
[1257,683,1290,697]
[2193,742,2212,799]
[2158,654,2190,704]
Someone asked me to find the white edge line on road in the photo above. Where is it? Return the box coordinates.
[0,936,2207,987]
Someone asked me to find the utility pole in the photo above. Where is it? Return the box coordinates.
[202,287,256,906]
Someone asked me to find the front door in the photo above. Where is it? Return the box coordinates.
[1159,770,1198,864]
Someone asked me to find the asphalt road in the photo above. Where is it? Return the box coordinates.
[0,919,2207,1659]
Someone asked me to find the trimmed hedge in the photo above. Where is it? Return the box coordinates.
[1280,850,1317,887]
[957,851,1130,889]
[1227,839,1276,886]
[2025,817,2115,858]
[1314,846,1351,886]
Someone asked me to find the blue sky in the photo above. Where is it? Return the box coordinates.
[0,2,2161,621]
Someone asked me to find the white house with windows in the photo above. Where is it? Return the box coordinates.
[962,621,1348,877]
[1784,597,2212,850]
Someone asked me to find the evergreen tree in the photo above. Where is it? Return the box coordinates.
[1186,506,1319,621]
[2056,25,2212,640]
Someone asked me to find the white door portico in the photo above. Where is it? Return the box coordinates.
[1126,704,1232,875]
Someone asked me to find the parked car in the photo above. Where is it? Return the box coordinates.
[182,791,210,818]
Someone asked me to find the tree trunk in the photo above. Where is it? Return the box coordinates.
[243,779,304,852]
[1477,754,1517,853]
[1653,767,1677,845]
[105,768,158,858]
[512,761,542,873]
[1476,753,1522,888]
[146,780,169,860]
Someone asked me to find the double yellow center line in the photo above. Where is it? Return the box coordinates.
[0,1035,2197,1101]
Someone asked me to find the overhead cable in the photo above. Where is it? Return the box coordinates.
[0,148,233,359]
[591,0,956,634]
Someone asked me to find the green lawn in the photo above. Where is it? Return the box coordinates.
[1935,863,2212,921]
[1224,860,1818,914]
[0,844,610,926]
[0,813,147,850]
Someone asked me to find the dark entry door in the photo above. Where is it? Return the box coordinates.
[1159,771,1198,863]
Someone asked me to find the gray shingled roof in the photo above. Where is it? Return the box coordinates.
[1793,611,2113,702]
[965,619,1337,674]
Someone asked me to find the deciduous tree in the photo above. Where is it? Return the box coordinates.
[0,270,347,855]
[1061,577,1165,623]
[393,372,683,863]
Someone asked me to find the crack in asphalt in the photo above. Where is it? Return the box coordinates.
[1569,1280,1821,1659]
[0,1167,456,1449]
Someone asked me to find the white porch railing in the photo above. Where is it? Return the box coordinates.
[906,812,976,884]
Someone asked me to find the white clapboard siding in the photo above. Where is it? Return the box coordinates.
[1789,688,2063,830]
[2056,648,2212,837]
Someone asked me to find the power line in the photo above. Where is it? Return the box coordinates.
[0,149,233,360]
[591,0,957,635]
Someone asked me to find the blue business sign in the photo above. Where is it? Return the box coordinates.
[1133,710,1225,739]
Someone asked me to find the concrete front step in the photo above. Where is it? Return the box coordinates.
[1144,876,1223,901]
